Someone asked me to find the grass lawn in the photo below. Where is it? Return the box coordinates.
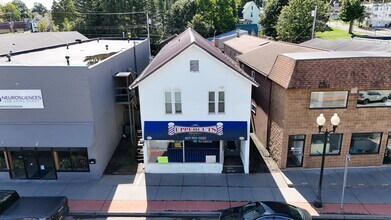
[316,27,365,40]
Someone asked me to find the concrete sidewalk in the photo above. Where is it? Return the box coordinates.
[1,166,391,218]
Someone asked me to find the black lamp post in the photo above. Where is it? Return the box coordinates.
[313,113,340,209]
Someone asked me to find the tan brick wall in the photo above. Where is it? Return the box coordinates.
[269,83,287,167]
[277,88,391,169]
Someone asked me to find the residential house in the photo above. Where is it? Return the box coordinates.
[130,28,258,174]
[241,1,261,24]
[31,15,51,32]
[208,29,248,51]
[0,21,27,34]
[330,0,341,20]
[363,2,391,27]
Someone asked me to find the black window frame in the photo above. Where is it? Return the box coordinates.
[349,132,382,155]
[309,133,343,156]
[53,147,90,172]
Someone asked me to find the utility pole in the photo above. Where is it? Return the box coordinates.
[311,6,317,39]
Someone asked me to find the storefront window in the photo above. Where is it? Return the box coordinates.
[357,90,391,107]
[349,132,382,154]
[310,91,348,108]
[310,134,342,156]
[0,148,8,171]
[53,148,89,171]
[71,148,89,171]
[148,140,183,163]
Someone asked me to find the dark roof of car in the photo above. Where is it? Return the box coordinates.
[130,28,258,88]
[0,31,88,56]
[0,196,67,219]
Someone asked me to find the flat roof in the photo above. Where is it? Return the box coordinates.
[223,35,269,54]
[282,51,391,60]
[0,39,143,67]
[300,38,391,52]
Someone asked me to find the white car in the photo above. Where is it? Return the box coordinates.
[358,91,388,105]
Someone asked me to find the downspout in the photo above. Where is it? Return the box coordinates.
[266,77,272,151]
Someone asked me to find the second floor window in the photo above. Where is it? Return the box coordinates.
[175,91,182,113]
[165,91,172,114]
[218,91,225,113]
[208,91,215,113]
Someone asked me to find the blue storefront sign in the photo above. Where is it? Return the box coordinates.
[144,121,247,141]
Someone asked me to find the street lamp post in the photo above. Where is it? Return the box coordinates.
[313,113,340,209]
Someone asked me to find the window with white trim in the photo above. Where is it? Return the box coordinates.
[208,91,215,113]
[165,91,172,114]
[175,91,182,113]
[218,91,225,113]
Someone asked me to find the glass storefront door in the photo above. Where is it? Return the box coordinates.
[7,148,57,180]
[24,150,40,179]
[287,135,305,167]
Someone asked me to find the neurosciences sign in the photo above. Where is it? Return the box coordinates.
[144,121,247,141]
[0,90,44,109]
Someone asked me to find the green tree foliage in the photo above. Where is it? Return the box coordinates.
[188,13,214,37]
[1,2,21,21]
[37,19,48,31]
[62,17,75,31]
[52,0,78,31]
[32,2,48,16]
[214,0,237,33]
[339,0,364,33]
[276,0,329,43]
[12,0,30,19]
[167,0,197,34]
[260,0,288,39]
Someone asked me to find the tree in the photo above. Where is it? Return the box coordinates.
[214,0,237,33]
[260,0,288,38]
[32,2,48,16]
[166,0,197,34]
[37,19,48,32]
[1,2,21,21]
[339,0,365,33]
[276,0,329,43]
[62,17,74,31]
[12,0,31,19]
[188,14,214,37]
[52,0,78,30]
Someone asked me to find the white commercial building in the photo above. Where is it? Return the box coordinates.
[131,28,258,174]
[364,3,391,27]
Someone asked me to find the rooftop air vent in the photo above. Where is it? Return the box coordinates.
[66,44,69,49]
[6,54,11,62]
[105,45,108,50]
[75,39,82,44]
[65,56,70,66]
[190,60,199,72]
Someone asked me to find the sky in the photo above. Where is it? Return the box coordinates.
[0,0,53,10]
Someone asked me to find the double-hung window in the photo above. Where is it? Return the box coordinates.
[175,92,182,113]
[165,91,172,114]
[218,91,225,113]
[165,91,181,114]
[208,91,215,113]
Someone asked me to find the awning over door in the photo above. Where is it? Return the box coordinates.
[0,123,94,148]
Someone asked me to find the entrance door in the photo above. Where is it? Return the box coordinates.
[384,133,391,164]
[37,149,57,179]
[287,135,305,167]
[24,150,40,179]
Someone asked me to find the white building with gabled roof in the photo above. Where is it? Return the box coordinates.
[131,28,258,174]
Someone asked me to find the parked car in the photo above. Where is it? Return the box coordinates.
[358,91,388,105]
[219,201,312,220]
[0,190,69,220]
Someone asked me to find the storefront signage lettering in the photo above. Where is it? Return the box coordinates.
[144,121,247,141]
[0,90,44,109]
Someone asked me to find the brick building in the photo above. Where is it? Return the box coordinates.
[233,39,391,169]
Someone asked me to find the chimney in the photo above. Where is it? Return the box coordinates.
[236,29,240,38]
[214,38,219,47]
[65,56,70,66]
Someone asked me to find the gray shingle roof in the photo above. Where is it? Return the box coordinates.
[301,38,391,52]
[131,28,258,88]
